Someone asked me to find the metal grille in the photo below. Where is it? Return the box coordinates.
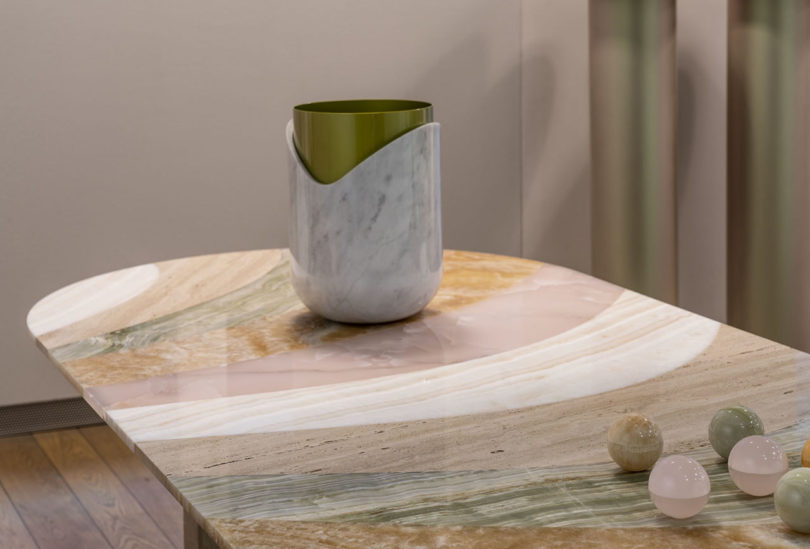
[0,398,103,437]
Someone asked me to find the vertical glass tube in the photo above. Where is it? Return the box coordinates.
[728,0,810,350]
[589,0,677,303]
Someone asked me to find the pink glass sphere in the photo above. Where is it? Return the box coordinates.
[648,455,710,518]
[728,435,788,496]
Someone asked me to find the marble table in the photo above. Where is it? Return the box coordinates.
[27,250,810,548]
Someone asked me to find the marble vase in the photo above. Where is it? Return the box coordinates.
[286,120,442,324]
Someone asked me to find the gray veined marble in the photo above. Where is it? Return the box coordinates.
[286,120,442,324]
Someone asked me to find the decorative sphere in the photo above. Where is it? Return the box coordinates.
[774,468,810,533]
[607,413,663,471]
[802,438,810,468]
[648,455,710,519]
[708,406,764,460]
[728,435,788,496]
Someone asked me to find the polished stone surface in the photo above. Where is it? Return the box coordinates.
[27,250,810,547]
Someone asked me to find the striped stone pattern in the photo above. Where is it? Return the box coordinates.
[27,250,810,548]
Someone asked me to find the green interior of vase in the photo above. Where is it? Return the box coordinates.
[293,99,433,184]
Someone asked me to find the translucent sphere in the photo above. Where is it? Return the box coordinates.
[774,468,810,533]
[728,435,788,496]
[802,438,810,468]
[648,455,710,519]
[607,413,663,472]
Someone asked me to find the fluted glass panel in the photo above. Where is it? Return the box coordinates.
[728,0,810,350]
[589,0,677,303]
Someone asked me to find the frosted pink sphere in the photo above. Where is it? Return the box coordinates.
[728,435,788,496]
[648,455,710,518]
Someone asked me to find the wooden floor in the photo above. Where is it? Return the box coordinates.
[0,426,182,549]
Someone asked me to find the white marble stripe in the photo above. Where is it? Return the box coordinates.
[110,291,720,442]
[27,264,160,336]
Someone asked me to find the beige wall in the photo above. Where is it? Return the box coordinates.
[1,0,522,405]
[676,0,727,323]
[2,0,727,406]
[521,0,592,275]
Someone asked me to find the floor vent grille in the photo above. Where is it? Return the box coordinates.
[0,398,102,437]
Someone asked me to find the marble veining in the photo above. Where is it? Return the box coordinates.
[136,324,808,479]
[36,250,284,352]
[173,421,807,528]
[28,263,159,336]
[25,249,810,548]
[288,120,442,323]
[51,258,297,363]
[88,263,621,410]
[106,289,719,442]
[41,251,541,389]
[206,519,808,549]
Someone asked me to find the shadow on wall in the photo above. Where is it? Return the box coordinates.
[413,32,523,257]
[525,53,556,157]
[676,52,726,322]
[522,50,590,273]
[676,63,696,184]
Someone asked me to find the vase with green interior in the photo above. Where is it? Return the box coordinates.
[293,99,432,184]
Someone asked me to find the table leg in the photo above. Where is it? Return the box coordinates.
[183,510,220,549]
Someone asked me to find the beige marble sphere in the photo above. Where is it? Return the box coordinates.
[608,413,664,472]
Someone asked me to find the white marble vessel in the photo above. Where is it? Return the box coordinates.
[287,120,442,323]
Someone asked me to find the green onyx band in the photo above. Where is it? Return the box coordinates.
[293,99,433,184]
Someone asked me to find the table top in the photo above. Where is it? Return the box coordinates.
[27,249,810,548]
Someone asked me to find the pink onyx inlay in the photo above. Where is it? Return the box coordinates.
[88,265,622,410]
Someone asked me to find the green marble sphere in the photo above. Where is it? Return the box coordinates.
[607,413,663,472]
[708,406,764,460]
[774,468,810,533]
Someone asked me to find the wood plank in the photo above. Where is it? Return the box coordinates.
[0,434,111,549]
[81,425,183,549]
[34,429,174,549]
[0,481,38,549]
